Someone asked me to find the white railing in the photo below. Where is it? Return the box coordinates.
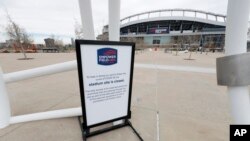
[0,61,82,129]
[0,0,96,129]
[4,61,77,83]
[9,107,82,125]
[0,58,216,129]
[1,0,249,130]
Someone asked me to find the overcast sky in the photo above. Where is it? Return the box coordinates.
[0,0,228,44]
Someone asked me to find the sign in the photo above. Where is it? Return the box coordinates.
[148,27,169,34]
[76,40,135,128]
[97,48,117,65]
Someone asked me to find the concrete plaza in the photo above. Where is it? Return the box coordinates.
[0,51,230,141]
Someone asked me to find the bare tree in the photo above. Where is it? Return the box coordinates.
[5,13,33,59]
[55,39,64,48]
[74,20,84,39]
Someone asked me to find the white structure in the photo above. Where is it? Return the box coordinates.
[225,0,250,124]
[0,67,10,128]
[0,0,97,129]
[1,0,250,129]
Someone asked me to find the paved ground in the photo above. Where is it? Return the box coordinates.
[0,51,230,141]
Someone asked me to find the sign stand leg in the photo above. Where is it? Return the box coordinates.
[78,116,143,141]
[126,120,144,141]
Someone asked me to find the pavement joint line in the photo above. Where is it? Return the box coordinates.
[44,94,77,112]
[131,105,157,112]
[134,63,216,74]
[154,53,160,141]
[156,111,160,141]
[12,94,76,119]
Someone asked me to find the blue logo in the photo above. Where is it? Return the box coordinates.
[97,48,117,65]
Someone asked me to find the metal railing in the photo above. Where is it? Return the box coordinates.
[0,61,82,129]
[0,56,216,129]
[1,0,249,130]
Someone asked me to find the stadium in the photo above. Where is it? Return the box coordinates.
[98,9,226,51]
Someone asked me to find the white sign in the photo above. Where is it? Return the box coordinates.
[76,41,134,127]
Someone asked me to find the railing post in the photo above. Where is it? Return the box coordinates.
[0,66,11,129]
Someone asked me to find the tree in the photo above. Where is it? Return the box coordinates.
[5,14,33,59]
[74,20,84,39]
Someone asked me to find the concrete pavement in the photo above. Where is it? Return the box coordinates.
[0,51,230,141]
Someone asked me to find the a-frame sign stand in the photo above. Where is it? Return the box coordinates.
[78,114,143,141]
[76,40,144,141]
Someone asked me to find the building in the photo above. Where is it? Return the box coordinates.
[98,9,226,50]
[35,44,45,49]
[0,39,16,49]
[44,38,55,48]
[71,38,75,48]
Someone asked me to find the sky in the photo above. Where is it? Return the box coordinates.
[0,0,228,44]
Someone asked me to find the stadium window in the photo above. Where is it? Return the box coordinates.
[153,39,160,44]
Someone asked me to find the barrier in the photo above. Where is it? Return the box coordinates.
[0,67,11,129]
[4,61,77,83]
[0,59,216,129]
[0,0,96,129]
[1,0,249,130]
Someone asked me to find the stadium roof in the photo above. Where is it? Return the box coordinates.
[120,9,226,28]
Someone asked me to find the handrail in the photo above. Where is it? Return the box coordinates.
[10,107,82,124]
[1,58,216,129]
[4,61,215,84]
[0,47,217,130]
[4,60,77,83]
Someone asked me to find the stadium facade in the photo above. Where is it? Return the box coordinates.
[98,9,226,50]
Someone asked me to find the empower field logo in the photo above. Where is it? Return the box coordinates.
[97,48,117,65]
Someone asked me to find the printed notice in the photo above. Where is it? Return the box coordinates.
[86,73,127,103]
[80,44,132,126]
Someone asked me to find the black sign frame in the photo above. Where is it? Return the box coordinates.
[75,40,143,141]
